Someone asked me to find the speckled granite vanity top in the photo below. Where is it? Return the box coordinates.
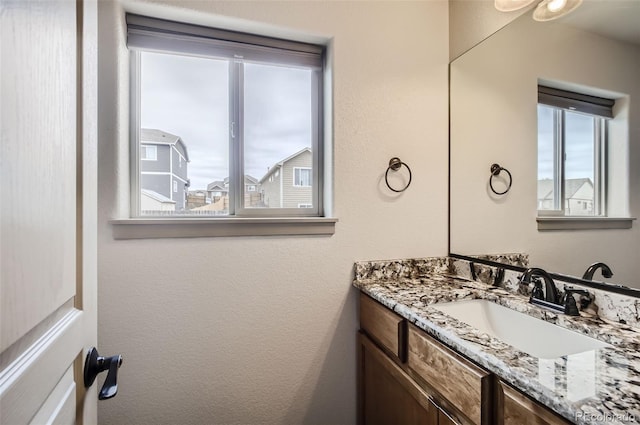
[354,257,640,425]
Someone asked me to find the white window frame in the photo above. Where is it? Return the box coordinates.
[537,106,607,217]
[293,167,312,187]
[537,86,610,218]
[141,144,157,161]
[122,14,337,239]
[535,86,635,231]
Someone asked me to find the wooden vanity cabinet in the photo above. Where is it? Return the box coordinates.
[496,380,572,425]
[358,293,576,425]
[359,332,437,424]
[359,293,468,424]
[359,333,465,425]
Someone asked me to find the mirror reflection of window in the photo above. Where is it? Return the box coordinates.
[537,86,612,217]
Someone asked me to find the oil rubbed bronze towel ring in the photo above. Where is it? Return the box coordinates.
[385,157,412,193]
[489,163,512,195]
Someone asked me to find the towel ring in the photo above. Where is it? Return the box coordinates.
[489,163,512,195]
[385,157,412,193]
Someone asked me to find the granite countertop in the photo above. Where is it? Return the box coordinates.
[354,270,640,425]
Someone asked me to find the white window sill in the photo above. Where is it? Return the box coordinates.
[537,216,635,231]
[111,217,337,239]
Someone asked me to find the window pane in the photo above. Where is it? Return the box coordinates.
[564,111,595,216]
[139,51,229,216]
[294,168,311,187]
[537,105,557,211]
[243,62,314,209]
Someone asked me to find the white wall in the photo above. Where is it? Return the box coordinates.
[97,1,449,424]
[450,15,640,287]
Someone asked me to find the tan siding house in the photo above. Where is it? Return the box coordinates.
[260,148,312,208]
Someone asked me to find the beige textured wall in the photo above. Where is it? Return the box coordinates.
[449,0,531,61]
[97,1,449,424]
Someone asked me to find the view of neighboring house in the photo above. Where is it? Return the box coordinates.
[140,128,190,211]
[259,147,313,208]
[230,175,263,208]
[195,175,262,213]
[187,190,211,210]
[538,178,594,215]
[206,180,228,203]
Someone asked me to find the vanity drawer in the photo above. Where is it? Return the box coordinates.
[496,380,572,425]
[359,293,406,362]
[407,324,491,425]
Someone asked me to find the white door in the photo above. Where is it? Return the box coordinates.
[1,0,102,423]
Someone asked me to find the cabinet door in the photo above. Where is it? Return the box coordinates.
[359,332,438,425]
[496,380,572,425]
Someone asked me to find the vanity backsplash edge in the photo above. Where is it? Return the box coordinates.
[354,255,640,330]
[451,257,640,330]
[353,256,450,281]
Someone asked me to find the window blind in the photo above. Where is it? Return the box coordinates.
[538,85,614,118]
[126,14,324,69]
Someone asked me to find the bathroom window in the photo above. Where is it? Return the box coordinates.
[537,86,614,217]
[127,14,325,218]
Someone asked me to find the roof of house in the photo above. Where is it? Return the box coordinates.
[259,147,311,184]
[223,175,259,185]
[140,128,190,162]
[141,189,175,204]
[207,180,227,192]
[207,175,258,191]
[538,178,593,200]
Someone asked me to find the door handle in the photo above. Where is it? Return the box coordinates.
[83,347,123,400]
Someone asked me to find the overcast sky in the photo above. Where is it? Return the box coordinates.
[140,51,312,190]
[537,105,594,182]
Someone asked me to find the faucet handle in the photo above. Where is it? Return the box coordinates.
[529,279,544,301]
[562,287,592,315]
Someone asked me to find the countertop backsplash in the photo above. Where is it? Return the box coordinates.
[354,255,640,330]
[449,256,640,330]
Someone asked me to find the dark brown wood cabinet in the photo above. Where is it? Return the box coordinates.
[496,379,572,425]
[358,292,575,425]
[359,332,438,424]
[407,324,491,425]
[359,293,407,362]
[359,332,465,425]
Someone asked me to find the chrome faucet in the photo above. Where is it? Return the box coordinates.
[582,262,613,281]
[519,268,559,304]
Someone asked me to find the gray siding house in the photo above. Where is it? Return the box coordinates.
[140,128,190,211]
[259,148,312,208]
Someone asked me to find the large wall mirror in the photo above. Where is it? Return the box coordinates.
[450,1,640,291]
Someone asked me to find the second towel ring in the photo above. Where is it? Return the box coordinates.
[385,157,412,193]
[489,163,512,195]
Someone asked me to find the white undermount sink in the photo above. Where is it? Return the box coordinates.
[432,299,609,359]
